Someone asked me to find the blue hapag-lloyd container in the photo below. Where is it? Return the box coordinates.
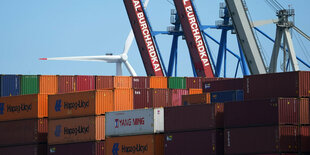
[0,75,21,97]
[210,90,243,103]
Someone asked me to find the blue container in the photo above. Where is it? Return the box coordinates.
[210,90,243,103]
[0,75,21,97]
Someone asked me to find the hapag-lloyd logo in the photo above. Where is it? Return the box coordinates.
[64,125,90,136]
[6,103,32,113]
[63,100,89,110]
[114,117,145,128]
[111,143,148,155]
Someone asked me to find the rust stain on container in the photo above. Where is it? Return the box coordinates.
[48,141,105,155]
[76,75,95,91]
[188,88,203,94]
[170,89,188,107]
[186,77,202,89]
[114,76,132,88]
[132,76,150,88]
[0,144,47,155]
[58,75,76,94]
[182,93,211,105]
[0,94,48,121]
[39,75,58,94]
[96,76,114,89]
[150,77,167,88]
[48,116,105,145]
[114,88,133,111]
[48,90,113,119]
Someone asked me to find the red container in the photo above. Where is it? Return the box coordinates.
[300,98,310,125]
[224,125,299,154]
[186,77,202,89]
[0,118,48,146]
[96,76,114,89]
[164,130,223,155]
[300,126,310,153]
[132,76,150,88]
[133,88,150,109]
[48,141,105,155]
[170,89,188,107]
[58,75,76,93]
[165,104,224,132]
[203,78,243,92]
[76,75,95,91]
[0,144,47,155]
[244,71,310,99]
[150,89,171,108]
[224,98,302,128]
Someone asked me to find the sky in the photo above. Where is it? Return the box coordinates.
[0,0,309,77]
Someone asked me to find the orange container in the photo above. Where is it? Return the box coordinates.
[48,116,105,145]
[114,88,133,111]
[39,75,58,94]
[48,90,114,119]
[105,134,164,155]
[188,88,203,94]
[114,76,132,88]
[0,94,48,121]
[182,93,211,106]
[150,77,167,88]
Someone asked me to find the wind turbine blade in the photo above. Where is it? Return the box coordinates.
[124,61,137,76]
[143,0,150,8]
[39,55,122,62]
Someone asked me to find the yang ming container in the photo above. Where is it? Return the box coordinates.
[39,75,58,94]
[76,75,95,91]
[165,104,224,132]
[186,77,202,89]
[58,75,76,94]
[182,93,211,105]
[105,134,164,155]
[0,74,20,97]
[0,118,48,146]
[168,77,186,89]
[96,76,114,89]
[203,78,243,92]
[0,144,47,155]
[244,71,310,99]
[210,90,243,103]
[48,141,105,155]
[114,88,133,111]
[21,75,39,95]
[114,76,132,88]
[164,130,223,155]
[224,125,299,154]
[132,76,149,88]
[0,94,48,121]
[150,77,167,88]
[48,116,105,145]
[105,108,164,137]
[224,98,306,128]
[48,90,113,119]
[170,89,188,106]
[300,125,310,153]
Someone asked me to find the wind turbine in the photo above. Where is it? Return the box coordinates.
[40,0,151,76]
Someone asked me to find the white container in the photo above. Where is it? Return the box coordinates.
[105,108,164,137]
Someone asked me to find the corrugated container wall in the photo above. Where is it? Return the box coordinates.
[114,76,132,88]
[150,89,171,108]
[0,75,20,97]
[203,78,243,92]
[76,75,95,91]
[186,77,202,89]
[0,144,47,155]
[132,76,150,88]
[170,89,188,106]
[0,118,48,146]
[48,116,105,145]
[182,93,211,105]
[188,88,203,94]
[105,134,164,155]
[168,77,186,89]
[48,90,114,119]
[133,88,150,109]
[48,141,105,155]
[164,130,224,155]
[96,76,114,89]
[21,75,39,95]
[211,90,244,103]
[114,88,133,111]
[300,125,310,153]
[0,94,48,121]
[150,77,167,88]
[39,75,58,94]
[300,98,310,125]
[58,75,76,94]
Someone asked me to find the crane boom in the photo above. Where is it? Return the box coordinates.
[173,0,214,77]
[123,0,164,76]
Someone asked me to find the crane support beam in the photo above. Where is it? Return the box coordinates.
[293,26,310,42]
[123,0,164,76]
[269,27,283,73]
[284,28,300,71]
[225,0,267,75]
[173,0,214,77]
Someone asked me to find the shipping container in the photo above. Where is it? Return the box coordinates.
[114,76,132,88]
[48,116,105,145]
[300,125,310,153]
[170,89,188,106]
[210,90,244,103]
[132,76,150,88]
[39,75,58,94]
[244,71,310,99]
[76,75,95,91]
[58,75,76,94]
[0,118,48,146]
[49,90,113,119]
[165,104,224,132]
[105,108,164,137]
[0,94,48,121]
[164,130,224,155]
[186,77,202,89]
[182,93,211,105]
[133,88,150,109]
[0,75,20,97]
[96,76,114,89]
[0,144,47,155]
[114,88,133,111]
[188,88,203,94]
[168,77,186,89]
[300,98,310,125]
[150,89,171,108]
[21,75,39,95]
[203,78,243,92]
[224,125,299,154]
[225,98,305,128]
[48,141,104,155]
[149,77,167,88]
[105,134,164,155]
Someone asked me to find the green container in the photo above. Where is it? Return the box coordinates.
[21,75,39,95]
[168,77,186,89]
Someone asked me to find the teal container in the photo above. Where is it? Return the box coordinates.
[168,77,186,89]
[21,75,39,95]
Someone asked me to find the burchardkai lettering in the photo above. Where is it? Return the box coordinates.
[63,126,89,136]
[7,104,32,113]
[63,100,89,110]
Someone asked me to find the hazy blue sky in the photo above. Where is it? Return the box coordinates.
[0,0,309,77]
